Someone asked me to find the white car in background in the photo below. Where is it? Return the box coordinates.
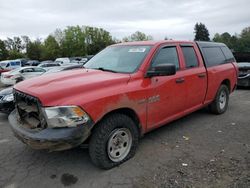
[55,57,71,64]
[37,62,61,70]
[0,60,22,70]
[1,67,46,85]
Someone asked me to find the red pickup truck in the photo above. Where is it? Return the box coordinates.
[9,41,238,169]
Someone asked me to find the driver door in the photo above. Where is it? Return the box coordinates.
[146,45,187,130]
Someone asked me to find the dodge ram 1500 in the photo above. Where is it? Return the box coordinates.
[9,41,238,169]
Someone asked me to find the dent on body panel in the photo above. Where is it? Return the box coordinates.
[105,93,147,120]
[87,79,150,131]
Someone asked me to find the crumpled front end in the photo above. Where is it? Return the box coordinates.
[8,90,94,151]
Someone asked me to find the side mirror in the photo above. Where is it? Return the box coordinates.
[146,64,176,77]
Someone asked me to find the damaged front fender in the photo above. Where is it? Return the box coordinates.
[8,110,94,151]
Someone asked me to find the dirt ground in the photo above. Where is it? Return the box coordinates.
[0,88,249,188]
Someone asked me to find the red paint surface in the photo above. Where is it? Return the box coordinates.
[14,41,238,134]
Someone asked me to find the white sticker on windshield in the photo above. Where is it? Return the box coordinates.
[128,48,146,53]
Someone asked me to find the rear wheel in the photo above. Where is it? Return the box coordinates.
[89,113,139,169]
[209,84,229,114]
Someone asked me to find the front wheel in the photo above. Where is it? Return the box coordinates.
[89,113,139,169]
[209,84,229,114]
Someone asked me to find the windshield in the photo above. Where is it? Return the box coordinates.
[84,45,151,73]
[0,62,7,67]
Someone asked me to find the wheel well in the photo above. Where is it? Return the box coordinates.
[221,79,231,92]
[100,108,142,135]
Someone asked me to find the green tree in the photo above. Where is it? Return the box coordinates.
[61,25,86,57]
[60,25,114,57]
[21,35,31,52]
[7,50,25,59]
[42,35,60,60]
[213,32,232,47]
[213,32,243,52]
[53,28,64,45]
[122,31,153,42]
[0,39,9,61]
[4,37,24,52]
[26,39,43,60]
[194,22,210,41]
[84,26,114,55]
[240,27,250,52]
[4,37,25,59]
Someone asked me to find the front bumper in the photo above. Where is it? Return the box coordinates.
[8,110,94,151]
[237,74,250,87]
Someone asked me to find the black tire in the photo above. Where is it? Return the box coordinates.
[209,84,229,114]
[89,113,139,169]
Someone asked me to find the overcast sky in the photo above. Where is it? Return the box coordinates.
[0,0,249,41]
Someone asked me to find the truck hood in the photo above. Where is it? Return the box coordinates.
[14,69,131,106]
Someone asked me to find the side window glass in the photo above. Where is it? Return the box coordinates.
[22,68,33,73]
[181,47,199,68]
[221,46,235,61]
[202,47,226,67]
[152,47,179,70]
[34,68,45,72]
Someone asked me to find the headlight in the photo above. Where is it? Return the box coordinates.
[43,106,90,128]
[2,93,14,102]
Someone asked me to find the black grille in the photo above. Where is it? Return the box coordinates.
[14,89,47,129]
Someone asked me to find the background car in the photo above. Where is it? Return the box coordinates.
[1,67,46,85]
[40,60,54,64]
[25,60,40,66]
[55,57,71,64]
[69,57,83,64]
[78,55,94,65]
[0,60,22,70]
[0,60,9,68]
[16,58,29,66]
[44,64,83,74]
[38,62,61,70]
[237,62,250,87]
[0,87,14,114]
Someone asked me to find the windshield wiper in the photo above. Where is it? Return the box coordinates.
[95,67,118,73]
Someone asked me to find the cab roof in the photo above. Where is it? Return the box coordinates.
[112,40,195,46]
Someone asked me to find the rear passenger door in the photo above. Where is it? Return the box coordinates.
[180,44,207,110]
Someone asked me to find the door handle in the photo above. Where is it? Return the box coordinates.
[198,73,206,78]
[176,78,185,83]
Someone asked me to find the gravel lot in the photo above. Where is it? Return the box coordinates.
[0,89,249,188]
